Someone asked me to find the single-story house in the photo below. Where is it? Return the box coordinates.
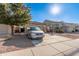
[0,24,28,36]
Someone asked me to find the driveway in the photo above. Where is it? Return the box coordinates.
[0,35,34,54]
[55,33,79,39]
[0,34,79,56]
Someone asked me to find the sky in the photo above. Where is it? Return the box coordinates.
[24,3,79,24]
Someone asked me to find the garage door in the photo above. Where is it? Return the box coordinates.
[0,24,9,35]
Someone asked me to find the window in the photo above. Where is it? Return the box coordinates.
[30,27,41,31]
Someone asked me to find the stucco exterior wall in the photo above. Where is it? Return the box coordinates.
[65,27,74,32]
[0,24,11,36]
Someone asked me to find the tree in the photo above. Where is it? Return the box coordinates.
[0,3,31,35]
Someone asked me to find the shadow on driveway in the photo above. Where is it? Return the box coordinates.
[3,35,34,48]
[31,38,43,46]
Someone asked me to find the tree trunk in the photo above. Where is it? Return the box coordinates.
[11,25,14,35]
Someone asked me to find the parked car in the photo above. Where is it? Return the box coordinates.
[26,26,45,39]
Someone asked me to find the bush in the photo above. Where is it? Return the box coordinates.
[55,28,64,33]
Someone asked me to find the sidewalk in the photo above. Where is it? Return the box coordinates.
[1,35,79,56]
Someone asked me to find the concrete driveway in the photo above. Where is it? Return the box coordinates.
[1,34,79,56]
[0,35,34,54]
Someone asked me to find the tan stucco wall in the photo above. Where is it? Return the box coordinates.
[0,24,11,36]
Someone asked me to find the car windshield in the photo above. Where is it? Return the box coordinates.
[30,27,41,31]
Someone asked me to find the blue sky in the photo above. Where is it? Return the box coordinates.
[24,3,79,24]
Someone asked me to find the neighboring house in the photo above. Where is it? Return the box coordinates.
[0,24,11,36]
[75,24,79,32]
[44,20,64,32]
[44,20,79,33]
[63,23,76,32]
[30,21,50,32]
